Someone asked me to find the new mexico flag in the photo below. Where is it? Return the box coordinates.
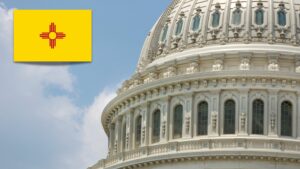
[14,10,92,62]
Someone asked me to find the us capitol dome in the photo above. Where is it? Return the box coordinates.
[91,0,300,169]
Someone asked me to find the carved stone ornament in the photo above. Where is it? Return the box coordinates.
[212,59,223,71]
[240,58,250,70]
[186,62,199,74]
[163,66,177,78]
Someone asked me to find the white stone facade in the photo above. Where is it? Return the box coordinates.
[91,0,300,169]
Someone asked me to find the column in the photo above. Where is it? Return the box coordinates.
[268,0,274,41]
[115,117,121,153]
[163,96,171,142]
[290,0,297,43]
[238,89,249,135]
[209,90,221,136]
[297,92,300,138]
[108,123,115,156]
[244,0,252,42]
[202,0,214,41]
[268,89,278,137]
[144,102,150,146]
[127,111,133,151]
[184,93,194,138]
[222,0,231,40]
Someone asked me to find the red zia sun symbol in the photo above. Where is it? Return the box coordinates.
[40,22,66,49]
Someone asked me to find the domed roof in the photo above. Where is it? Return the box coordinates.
[95,1,300,169]
[137,0,300,72]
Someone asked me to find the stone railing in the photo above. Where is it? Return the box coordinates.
[94,137,300,168]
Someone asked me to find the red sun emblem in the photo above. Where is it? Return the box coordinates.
[40,23,66,49]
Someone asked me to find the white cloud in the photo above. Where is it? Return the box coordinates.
[77,89,116,168]
[0,4,115,169]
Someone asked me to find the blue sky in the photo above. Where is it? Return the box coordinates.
[0,1,171,169]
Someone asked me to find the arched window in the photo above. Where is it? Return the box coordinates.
[173,105,183,139]
[224,100,236,134]
[252,99,264,135]
[192,15,201,31]
[232,9,242,25]
[160,24,168,42]
[212,11,220,27]
[281,101,292,137]
[277,10,286,26]
[175,18,183,36]
[197,101,208,136]
[135,115,142,147]
[122,122,127,150]
[152,110,161,143]
[255,9,264,25]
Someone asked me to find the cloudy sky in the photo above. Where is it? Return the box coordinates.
[0,1,171,169]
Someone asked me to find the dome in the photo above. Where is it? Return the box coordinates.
[137,0,300,72]
[92,1,300,169]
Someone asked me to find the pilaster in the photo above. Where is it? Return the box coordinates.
[268,89,279,137]
[222,0,231,41]
[202,0,214,41]
[144,102,150,147]
[184,93,194,138]
[297,92,300,139]
[129,111,135,150]
[238,89,249,136]
[209,89,221,136]
[290,0,297,44]
[161,97,171,143]
[245,0,252,42]
[108,123,115,156]
[115,117,121,154]
[268,0,274,42]
[165,96,171,142]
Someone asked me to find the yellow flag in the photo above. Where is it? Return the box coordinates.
[14,10,92,62]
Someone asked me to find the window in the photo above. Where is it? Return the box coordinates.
[255,9,264,25]
[173,105,183,139]
[232,9,242,25]
[175,18,183,36]
[224,100,236,134]
[277,10,286,26]
[212,12,220,27]
[160,24,168,42]
[152,110,161,143]
[122,122,127,150]
[281,101,292,137]
[192,15,201,31]
[135,115,142,147]
[252,99,264,135]
[197,101,208,136]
